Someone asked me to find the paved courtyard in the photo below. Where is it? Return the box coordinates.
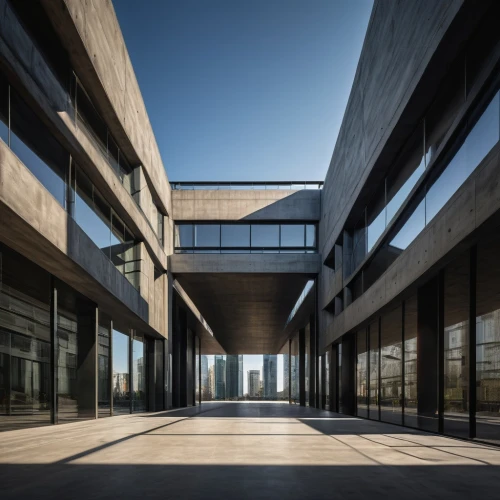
[1,402,500,499]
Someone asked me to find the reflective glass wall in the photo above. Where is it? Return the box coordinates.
[0,245,51,431]
[112,329,130,415]
[132,334,146,412]
[175,223,317,253]
[356,329,368,417]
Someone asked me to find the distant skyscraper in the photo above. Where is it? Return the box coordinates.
[263,355,277,399]
[248,370,260,397]
[283,354,290,398]
[225,355,243,399]
[201,355,209,399]
[208,365,215,399]
[214,355,226,400]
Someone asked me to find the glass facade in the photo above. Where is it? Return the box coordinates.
[112,329,130,415]
[443,253,470,438]
[0,246,51,431]
[356,329,368,418]
[98,317,111,417]
[403,295,419,429]
[175,223,317,253]
[380,306,402,425]
[0,71,142,291]
[341,72,499,301]
[476,236,500,444]
[132,334,146,412]
[368,320,379,420]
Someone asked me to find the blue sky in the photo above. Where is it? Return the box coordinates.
[114,0,373,182]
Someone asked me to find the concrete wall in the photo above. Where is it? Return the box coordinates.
[172,189,321,221]
[319,0,462,260]
[41,0,172,217]
[170,253,321,275]
[0,0,167,272]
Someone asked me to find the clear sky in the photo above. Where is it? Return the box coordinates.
[114,0,373,182]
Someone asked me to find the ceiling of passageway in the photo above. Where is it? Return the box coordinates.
[175,273,311,354]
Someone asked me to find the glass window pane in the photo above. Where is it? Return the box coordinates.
[476,233,500,444]
[74,167,111,256]
[195,225,220,247]
[443,252,470,438]
[306,225,316,247]
[386,124,425,225]
[98,315,111,417]
[0,245,51,430]
[367,200,385,252]
[356,329,368,418]
[426,91,499,226]
[389,198,425,251]
[175,224,193,247]
[76,81,107,154]
[425,57,465,166]
[251,225,279,247]
[281,225,304,247]
[380,305,402,425]
[10,90,68,207]
[221,224,250,247]
[113,329,130,414]
[369,320,379,420]
[132,335,146,412]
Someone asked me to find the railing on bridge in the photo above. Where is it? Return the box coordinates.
[170,181,324,190]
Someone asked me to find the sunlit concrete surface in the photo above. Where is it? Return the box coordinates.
[1,402,500,499]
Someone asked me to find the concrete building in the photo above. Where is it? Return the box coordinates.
[0,0,499,449]
[263,355,278,400]
[247,370,260,398]
[214,356,226,400]
[225,355,243,400]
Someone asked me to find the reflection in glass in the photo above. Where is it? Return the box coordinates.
[369,320,379,420]
[0,246,52,430]
[367,205,385,253]
[221,225,250,247]
[251,225,279,248]
[98,319,111,417]
[74,167,111,254]
[10,89,68,207]
[476,235,500,444]
[113,329,130,414]
[389,199,425,251]
[356,329,368,418]
[443,252,470,438]
[281,225,304,247]
[195,225,220,247]
[403,295,422,429]
[380,306,402,425]
[175,224,193,248]
[306,225,316,247]
[133,335,146,412]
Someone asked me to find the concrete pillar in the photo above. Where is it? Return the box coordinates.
[299,328,306,406]
[341,334,356,415]
[50,281,57,424]
[309,314,316,408]
[417,276,439,426]
[147,337,155,412]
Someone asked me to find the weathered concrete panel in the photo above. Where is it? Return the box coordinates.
[40,0,172,216]
[172,189,321,221]
[170,253,321,275]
